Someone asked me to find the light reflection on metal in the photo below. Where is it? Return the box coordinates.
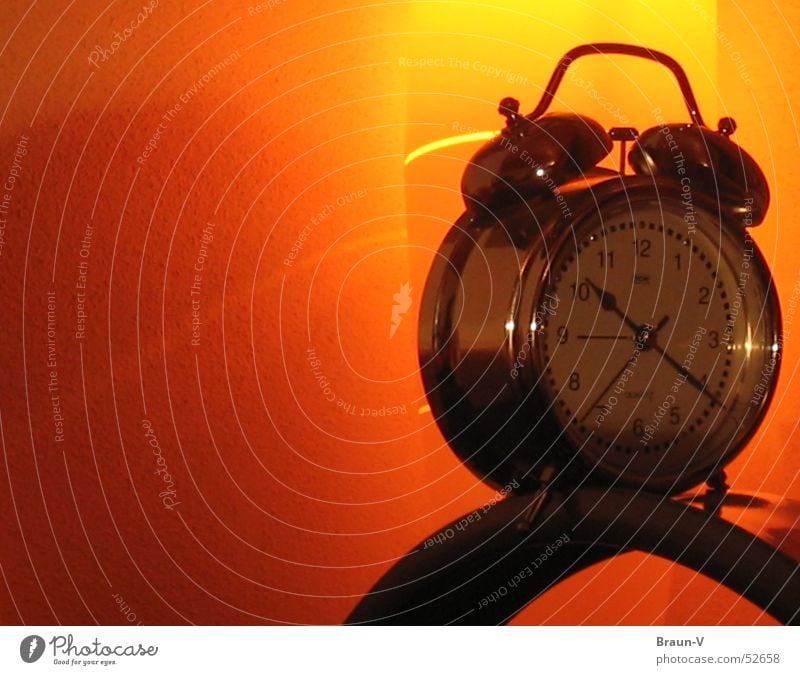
[404,130,499,166]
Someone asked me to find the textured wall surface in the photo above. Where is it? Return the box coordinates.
[0,0,797,625]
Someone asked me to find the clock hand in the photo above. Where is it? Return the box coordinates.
[653,314,670,333]
[586,278,671,341]
[583,280,724,407]
[587,279,673,364]
[585,278,641,335]
[578,280,723,411]
[625,310,723,408]
[576,315,667,341]
[650,342,727,409]
[578,358,633,424]
[576,284,659,423]
[578,314,673,423]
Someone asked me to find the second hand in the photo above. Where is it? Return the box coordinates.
[578,358,634,424]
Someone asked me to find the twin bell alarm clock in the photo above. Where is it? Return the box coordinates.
[418,43,780,495]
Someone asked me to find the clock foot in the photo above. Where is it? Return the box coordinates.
[704,469,730,515]
[516,465,555,533]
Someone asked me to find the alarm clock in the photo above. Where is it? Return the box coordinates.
[419,43,781,494]
[347,44,797,627]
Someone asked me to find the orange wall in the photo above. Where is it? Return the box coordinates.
[0,0,797,625]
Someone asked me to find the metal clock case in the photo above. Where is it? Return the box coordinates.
[349,43,796,628]
[419,44,781,495]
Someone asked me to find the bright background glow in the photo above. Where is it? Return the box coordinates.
[0,0,797,627]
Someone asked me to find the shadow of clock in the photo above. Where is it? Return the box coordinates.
[678,493,773,509]
[768,529,800,560]
[677,492,800,561]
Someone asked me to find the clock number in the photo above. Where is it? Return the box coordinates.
[633,239,651,257]
[669,406,680,425]
[698,286,710,305]
[569,282,590,301]
[557,325,568,344]
[708,330,720,348]
[568,372,580,390]
[597,250,615,268]
[633,418,644,437]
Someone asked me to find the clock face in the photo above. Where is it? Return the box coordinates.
[535,198,780,488]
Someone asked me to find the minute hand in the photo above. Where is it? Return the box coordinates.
[585,277,726,409]
[650,343,727,409]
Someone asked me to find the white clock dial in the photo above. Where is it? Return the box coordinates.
[536,200,776,485]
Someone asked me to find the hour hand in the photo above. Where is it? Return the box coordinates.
[585,277,640,334]
[585,277,616,311]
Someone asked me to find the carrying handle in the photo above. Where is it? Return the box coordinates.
[526,43,706,127]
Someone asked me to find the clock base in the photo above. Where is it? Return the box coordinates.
[347,488,800,625]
